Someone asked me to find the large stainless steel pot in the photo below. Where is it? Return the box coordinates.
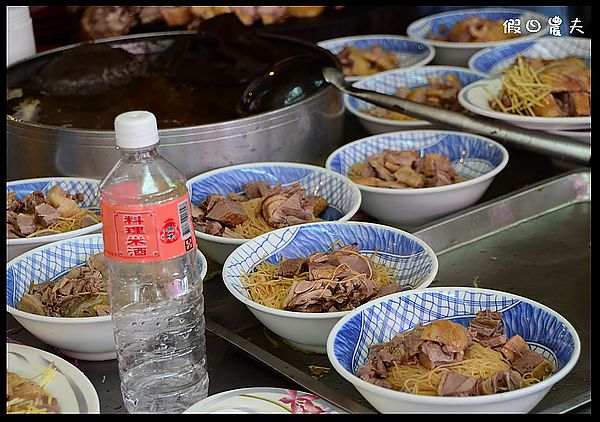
[6,32,345,180]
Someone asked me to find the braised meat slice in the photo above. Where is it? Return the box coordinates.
[437,371,480,397]
[478,370,525,395]
[205,200,247,227]
[512,350,553,380]
[274,257,306,277]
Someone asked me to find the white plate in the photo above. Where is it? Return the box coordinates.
[458,78,591,131]
[183,387,346,414]
[6,343,100,413]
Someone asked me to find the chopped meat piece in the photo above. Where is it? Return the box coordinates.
[80,214,99,228]
[499,334,530,363]
[373,283,404,299]
[393,166,425,188]
[512,350,553,380]
[34,203,61,228]
[262,192,313,229]
[7,223,23,239]
[418,340,464,369]
[328,246,373,278]
[199,194,226,212]
[6,191,22,213]
[21,191,46,214]
[468,309,507,348]
[226,192,247,202]
[191,203,205,220]
[16,213,36,236]
[478,370,524,395]
[368,157,395,181]
[307,261,336,280]
[275,258,306,277]
[437,371,480,397]
[206,200,247,227]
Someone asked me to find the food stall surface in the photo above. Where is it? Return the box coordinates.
[6,115,590,414]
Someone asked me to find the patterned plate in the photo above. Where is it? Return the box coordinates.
[468,36,591,75]
[183,387,346,414]
[6,343,100,413]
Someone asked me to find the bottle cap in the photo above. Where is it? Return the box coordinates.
[114,111,159,149]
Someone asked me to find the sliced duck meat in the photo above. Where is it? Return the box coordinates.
[437,371,480,397]
[199,194,226,212]
[262,192,314,229]
[422,153,457,187]
[512,350,553,380]
[275,258,306,277]
[191,203,205,220]
[34,203,61,228]
[21,191,46,214]
[16,213,36,236]
[368,157,395,181]
[242,181,271,199]
[418,340,464,369]
[468,309,507,348]
[478,370,525,395]
[499,334,530,363]
[385,149,420,169]
[205,200,247,227]
[307,261,337,280]
[6,191,22,213]
[328,245,374,278]
[7,223,23,239]
[392,166,425,188]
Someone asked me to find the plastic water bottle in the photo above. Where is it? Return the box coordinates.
[99,111,209,413]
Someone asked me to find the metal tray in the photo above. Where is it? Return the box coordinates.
[203,168,591,414]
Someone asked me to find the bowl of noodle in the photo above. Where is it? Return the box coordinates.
[327,287,580,413]
[187,162,362,264]
[7,177,102,262]
[222,221,438,353]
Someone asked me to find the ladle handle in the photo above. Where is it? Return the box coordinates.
[344,85,591,166]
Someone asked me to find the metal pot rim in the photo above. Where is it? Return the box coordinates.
[6,30,341,136]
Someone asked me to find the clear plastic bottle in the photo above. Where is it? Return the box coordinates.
[99,111,209,413]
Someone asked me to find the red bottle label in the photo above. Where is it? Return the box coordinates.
[101,193,196,263]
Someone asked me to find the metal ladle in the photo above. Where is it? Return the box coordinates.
[239,55,591,165]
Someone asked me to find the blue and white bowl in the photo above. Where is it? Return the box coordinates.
[317,35,436,82]
[327,287,580,413]
[407,8,549,66]
[6,233,209,361]
[6,177,102,262]
[187,162,362,264]
[325,130,509,228]
[222,221,438,353]
[345,66,488,134]
[469,36,591,75]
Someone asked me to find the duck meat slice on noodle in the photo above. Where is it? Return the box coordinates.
[16,253,109,318]
[499,334,530,363]
[477,370,525,395]
[437,371,480,397]
[274,258,307,278]
[512,350,553,380]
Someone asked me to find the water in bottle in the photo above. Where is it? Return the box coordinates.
[99,111,209,413]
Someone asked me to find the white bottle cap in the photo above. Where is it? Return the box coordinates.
[114,111,160,149]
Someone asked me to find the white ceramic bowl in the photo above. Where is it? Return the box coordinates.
[6,177,102,262]
[458,78,591,131]
[222,221,438,354]
[327,287,581,413]
[187,162,362,264]
[407,8,549,66]
[317,34,435,82]
[468,36,591,76]
[344,66,487,135]
[6,233,209,361]
[325,130,509,228]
